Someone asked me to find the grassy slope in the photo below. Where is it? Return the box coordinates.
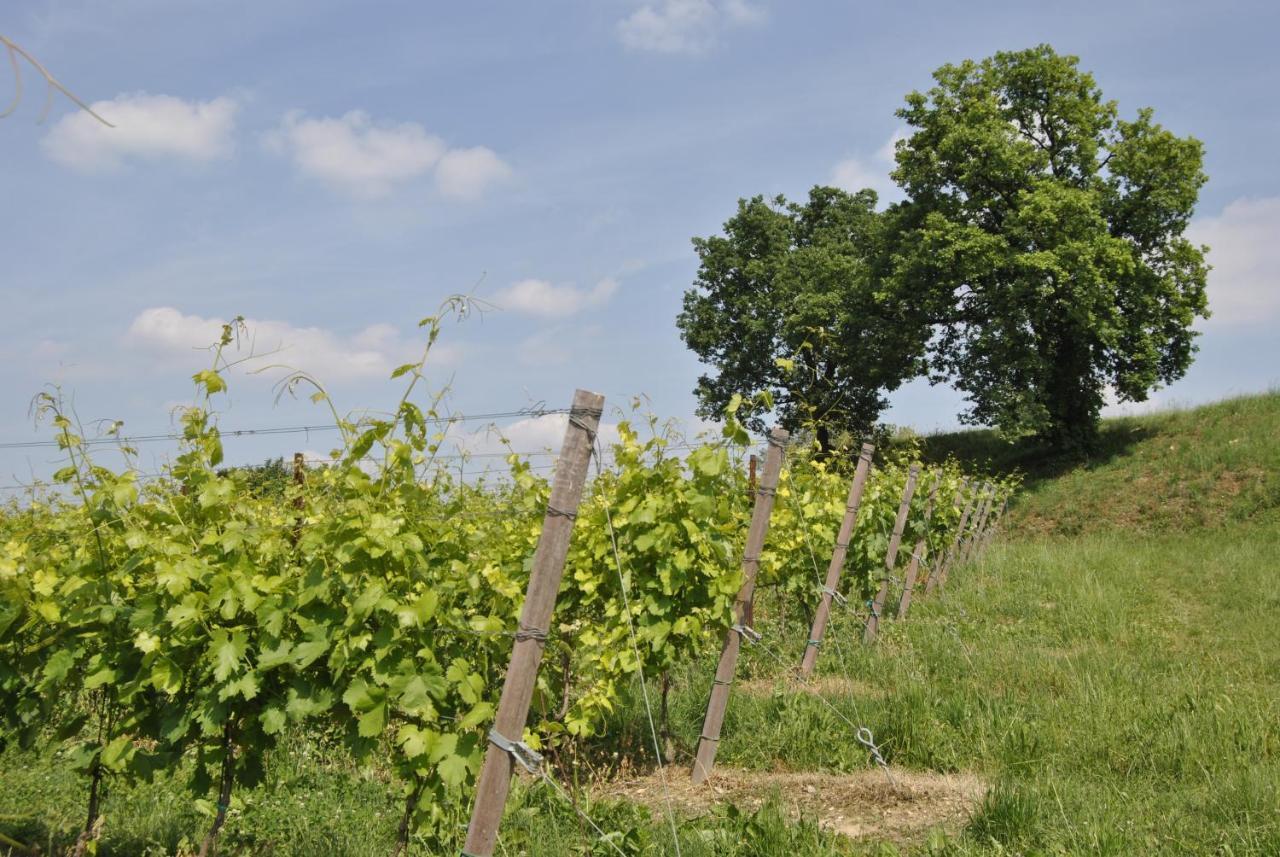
[921,390,1280,536]
[3,393,1277,855]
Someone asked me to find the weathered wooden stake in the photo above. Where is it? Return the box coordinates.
[961,484,994,566]
[926,479,976,595]
[290,452,305,545]
[461,390,604,857]
[691,427,788,785]
[980,496,1009,549]
[863,463,921,644]
[744,454,759,628]
[896,474,939,620]
[799,442,875,677]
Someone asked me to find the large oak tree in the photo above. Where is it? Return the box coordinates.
[891,44,1209,448]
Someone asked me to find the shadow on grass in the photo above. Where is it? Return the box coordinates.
[915,419,1157,489]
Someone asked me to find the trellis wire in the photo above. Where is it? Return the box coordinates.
[591,433,685,857]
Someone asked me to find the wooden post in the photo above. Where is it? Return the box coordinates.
[290,452,305,545]
[961,484,994,566]
[863,464,920,644]
[926,479,976,595]
[691,427,788,785]
[461,390,604,857]
[896,474,939,620]
[981,495,1009,549]
[799,442,874,677]
[974,486,999,557]
[744,454,759,628]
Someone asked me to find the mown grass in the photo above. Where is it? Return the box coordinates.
[648,521,1279,854]
[4,393,1278,855]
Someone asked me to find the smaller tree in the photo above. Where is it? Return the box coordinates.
[678,186,928,447]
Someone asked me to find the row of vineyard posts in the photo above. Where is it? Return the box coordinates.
[0,379,1013,857]
[461,391,1013,856]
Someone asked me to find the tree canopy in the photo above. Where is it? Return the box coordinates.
[677,186,928,446]
[891,44,1209,448]
[679,44,1209,450]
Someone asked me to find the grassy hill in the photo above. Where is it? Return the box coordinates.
[2,393,1277,855]
[923,390,1280,536]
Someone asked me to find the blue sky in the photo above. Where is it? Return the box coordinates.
[2,0,1278,487]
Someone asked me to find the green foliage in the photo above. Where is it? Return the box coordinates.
[890,44,1209,449]
[677,187,927,442]
[0,314,997,853]
[679,45,1208,454]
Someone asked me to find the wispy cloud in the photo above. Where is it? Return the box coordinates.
[42,92,238,172]
[1187,196,1280,326]
[515,328,572,366]
[435,146,513,200]
[126,307,454,382]
[617,0,765,56]
[264,110,511,200]
[446,412,621,459]
[830,128,906,203]
[492,278,619,318]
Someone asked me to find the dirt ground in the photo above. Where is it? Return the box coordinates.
[600,767,987,846]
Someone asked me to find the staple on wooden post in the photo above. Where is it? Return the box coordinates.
[691,427,788,785]
[864,463,921,644]
[461,389,604,857]
[800,442,874,677]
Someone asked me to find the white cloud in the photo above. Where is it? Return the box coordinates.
[830,128,907,204]
[447,413,621,459]
[1101,384,1172,418]
[42,92,238,172]
[493,278,619,318]
[617,0,764,55]
[265,110,511,200]
[435,146,513,200]
[516,329,572,366]
[126,307,454,382]
[831,158,887,195]
[1187,196,1280,326]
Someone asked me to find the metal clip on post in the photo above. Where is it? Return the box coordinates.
[487,728,544,776]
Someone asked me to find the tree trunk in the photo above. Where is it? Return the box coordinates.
[815,423,833,457]
[1041,328,1102,452]
[72,699,110,857]
[391,777,425,857]
[198,722,236,857]
[69,757,104,857]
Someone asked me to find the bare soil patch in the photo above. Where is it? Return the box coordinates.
[600,767,986,846]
